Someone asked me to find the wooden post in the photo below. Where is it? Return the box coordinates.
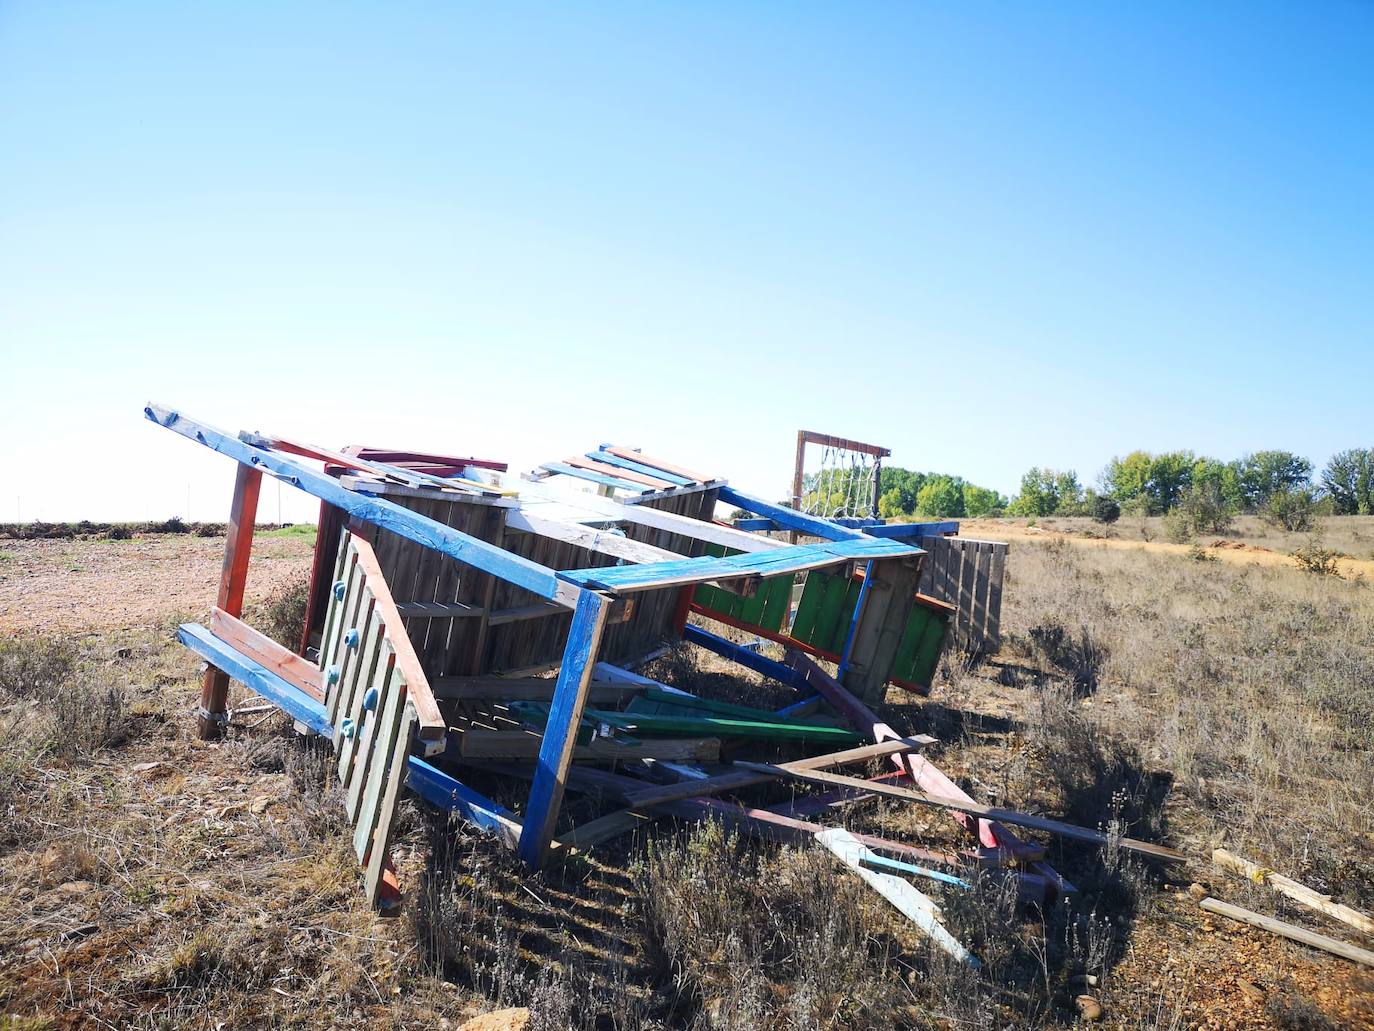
[198,464,262,739]
[517,589,612,867]
[790,430,807,544]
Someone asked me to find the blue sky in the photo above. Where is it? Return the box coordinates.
[2,3,1370,521]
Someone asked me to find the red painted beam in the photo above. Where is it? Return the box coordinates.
[199,464,261,739]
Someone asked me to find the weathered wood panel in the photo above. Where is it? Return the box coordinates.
[917,536,1007,652]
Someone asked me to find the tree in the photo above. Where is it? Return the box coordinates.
[1091,494,1120,524]
[1102,451,1155,510]
[1235,451,1313,510]
[962,483,1004,518]
[1321,449,1374,515]
[1264,487,1317,532]
[1147,451,1196,512]
[915,476,966,518]
[1191,457,1244,513]
[1009,467,1061,517]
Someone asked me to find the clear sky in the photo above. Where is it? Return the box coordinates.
[2,3,1370,522]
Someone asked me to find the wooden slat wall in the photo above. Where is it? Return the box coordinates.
[369,487,720,678]
[916,536,1007,653]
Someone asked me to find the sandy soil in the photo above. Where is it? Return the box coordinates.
[0,533,316,634]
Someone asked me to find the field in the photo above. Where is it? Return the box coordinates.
[0,526,1372,1029]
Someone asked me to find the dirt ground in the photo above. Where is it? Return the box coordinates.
[0,533,313,633]
[1,530,1372,1029]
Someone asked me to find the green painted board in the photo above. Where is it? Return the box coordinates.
[691,542,791,632]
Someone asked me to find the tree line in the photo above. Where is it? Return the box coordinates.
[1007,448,1374,529]
[804,448,1374,526]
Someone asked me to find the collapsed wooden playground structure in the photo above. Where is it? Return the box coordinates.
[147,405,1184,963]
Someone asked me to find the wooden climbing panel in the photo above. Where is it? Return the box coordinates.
[317,528,446,906]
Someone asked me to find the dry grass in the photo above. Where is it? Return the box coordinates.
[4,533,1373,1028]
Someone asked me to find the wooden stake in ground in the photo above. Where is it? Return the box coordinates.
[1212,848,1374,938]
[1200,897,1374,968]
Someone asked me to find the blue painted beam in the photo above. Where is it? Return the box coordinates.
[146,405,573,606]
[716,487,866,541]
[539,461,649,494]
[731,518,780,532]
[519,590,611,867]
[178,623,333,736]
[559,535,918,592]
[588,450,694,486]
[405,757,519,838]
[682,624,810,691]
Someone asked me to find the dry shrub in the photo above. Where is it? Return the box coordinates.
[636,821,905,1031]
[256,573,311,649]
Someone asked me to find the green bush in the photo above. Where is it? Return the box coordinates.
[1264,488,1317,532]
[1091,495,1120,524]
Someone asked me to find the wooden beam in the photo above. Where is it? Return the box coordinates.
[199,463,261,739]
[562,455,679,490]
[210,608,323,702]
[457,730,720,763]
[1199,897,1374,967]
[517,590,612,867]
[146,405,576,607]
[1212,848,1374,937]
[734,762,1186,862]
[348,531,447,745]
[615,735,936,809]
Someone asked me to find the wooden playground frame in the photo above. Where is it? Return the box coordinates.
[147,403,1107,927]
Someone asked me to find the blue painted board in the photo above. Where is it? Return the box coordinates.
[146,405,570,604]
[518,590,609,866]
[860,521,960,538]
[588,450,694,486]
[405,757,517,837]
[179,623,333,736]
[539,461,649,494]
[558,535,918,592]
[717,487,867,541]
[682,624,810,691]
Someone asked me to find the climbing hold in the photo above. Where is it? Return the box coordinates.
[333,580,346,600]
[362,687,379,712]
[341,718,355,739]
[345,629,360,649]
[325,665,341,686]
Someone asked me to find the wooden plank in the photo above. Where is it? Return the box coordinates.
[1212,848,1374,937]
[146,405,576,607]
[199,463,262,738]
[350,532,446,744]
[210,608,323,702]
[505,509,687,565]
[785,651,1039,858]
[336,605,385,777]
[817,828,977,967]
[512,477,783,553]
[539,461,651,493]
[616,735,937,809]
[317,533,355,676]
[517,590,612,867]
[599,445,716,484]
[458,730,720,762]
[488,602,565,626]
[352,660,405,847]
[969,543,992,651]
[328,590,375,725]
[563,455,679,489]
[395,600,484,618]
[985,544,1006,648]
[587,449,695,486]
[735,761,1186,862]
[345,648,399,821]
[840,555,923,705]
[1199,897,1374,967]
[363,701,417,907]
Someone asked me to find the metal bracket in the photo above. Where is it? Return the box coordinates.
[198,706,229,727]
